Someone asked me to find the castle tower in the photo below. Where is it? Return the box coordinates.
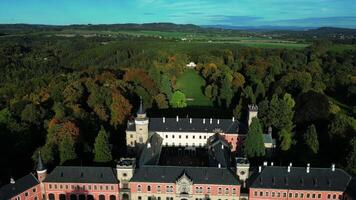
[37,152,47,200]
[36,152,47,182]
[248,104,258,127]
[135,98,149,145]
[116,158,136,199]
[236,157,250,188]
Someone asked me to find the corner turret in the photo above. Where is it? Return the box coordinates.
[36,152,47,182]
[134,98,149,145]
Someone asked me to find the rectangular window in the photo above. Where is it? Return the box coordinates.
[301,193,304,198]
[312,194,316,198]
[272,192,275,197]
[307,193,310,198]
[33,188,36,192]
[130,134,133,138]
[328,194,331,199]
[218,188,222,194]
[138,197,141,200]
[289,193,292,198]
[283,193,287,197]
[157,185,161,193]
[25,192,28,197]
[266,192,269,196]
[54,184,57,189]
[232,188,236,195]
[186,135,188,139]
[277,192,280,197]
[207,187,211,194]
[318,194,321,198]
[94,185,97,190]
[66,185,69,190]
[260,192,263,196]
[295,193,298,198]
[179,135,181,139]
[49,184,52,189]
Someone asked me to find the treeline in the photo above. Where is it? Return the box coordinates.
[0,34,355,185]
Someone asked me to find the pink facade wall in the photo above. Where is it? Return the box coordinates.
[130,182,240,197]
[44,182,119,200]
[222,134,244,152]
[10,184,42,200]
[249,188,345,200]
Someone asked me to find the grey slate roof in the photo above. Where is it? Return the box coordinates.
[139,133,163,166]
[207,134,232,168]
[249,166,351,191]
[347,178,356,199]
[0,174,39,200]
[44,166,118,184]
[127,117,246,134]
[131,166,240,185]
[37,152,45,171]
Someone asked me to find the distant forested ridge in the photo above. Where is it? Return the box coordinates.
[0,25,355,185]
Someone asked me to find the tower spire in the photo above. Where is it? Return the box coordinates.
[37,151,45,171]
[137,97,145,115]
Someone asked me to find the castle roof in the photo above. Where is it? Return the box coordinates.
[127,117,246,134]
[43,166,118,184]
[131,166,240,185]
[249,166,351,191]
[137,99,145,115]
[0,174,39,200]
[37,152,45,171]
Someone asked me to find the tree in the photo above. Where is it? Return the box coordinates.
[160,74,173,100]
[244,86,256,104]
[94,126,112,163]
[220,73,233,107]
[59,135,77,165]
[155,93,169,109]
[21,104,43,124]
[110,90,132,127]
[232,72,245,91]
[279,128,292,151]
[283,93,295,108]
[244,118,265,158]
[170,90,187,108]
[304,124,319,154]
[347,138,356,174]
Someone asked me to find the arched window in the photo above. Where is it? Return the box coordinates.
[48,194,55,200]
[137,185,142,192]
[78,194,85,200]
[59,194,66,200]
[147,185,151,192]
[99,195,105,200]
[70,194,77,200]
[87,195,94,200]
[109,195,116,200]
[122,194,129,200]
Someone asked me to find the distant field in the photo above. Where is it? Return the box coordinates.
[175,69,212,106]
[329,44,356,52]
[45,29,310,49]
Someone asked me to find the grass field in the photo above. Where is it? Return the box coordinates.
[175,69,212,106]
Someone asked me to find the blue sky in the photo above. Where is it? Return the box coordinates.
[0,0,355,28]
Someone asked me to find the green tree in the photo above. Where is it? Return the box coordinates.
[304,124,319,154]
[347,138,356,174]
[94,126,112,163]
[244,86,256,104]
[155,93,169,109]
[59,135,77,165]
[279,128,292,151]
[170,90,187,108]
[21,104,43,124]
[244,118,265,158]
[283,93,295,108]
[220,73,233,107]
[160,74,173,100]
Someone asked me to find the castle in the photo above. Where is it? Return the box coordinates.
[0,101,354,200]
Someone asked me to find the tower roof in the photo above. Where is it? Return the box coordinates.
[137,98,145,115]
[37,152,45,171]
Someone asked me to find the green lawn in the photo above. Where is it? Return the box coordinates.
[175,69,212,106]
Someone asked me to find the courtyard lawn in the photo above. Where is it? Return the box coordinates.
[175,69,212,106]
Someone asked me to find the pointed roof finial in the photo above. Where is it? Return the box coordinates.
[37,151,45,171]
[137,97,145,115]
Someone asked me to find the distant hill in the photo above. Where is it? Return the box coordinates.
[269,27,356,39]
[0,23,204,34]
[202,25,315,31]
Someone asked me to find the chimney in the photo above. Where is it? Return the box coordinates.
[163,117,165,123]
[218,163,221,168]
[10,178,15,184]
[331,163,335,172]
[221,145,224,150]
[258,166,262,173]
[263,161,268,166]
[147,143,151,148]
[271,162,274,166]
[217,119,220,124]
[289,162,293,167]
[210,118,212,124]
[232,117,235,122]
[189,118,192,124]
[287,166,291,173]
[268,126,272,136]
[203,118,206,124]
[306,163,310,173]
[176,116,179,122]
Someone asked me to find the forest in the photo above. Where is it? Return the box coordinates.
[0,26,355,185]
